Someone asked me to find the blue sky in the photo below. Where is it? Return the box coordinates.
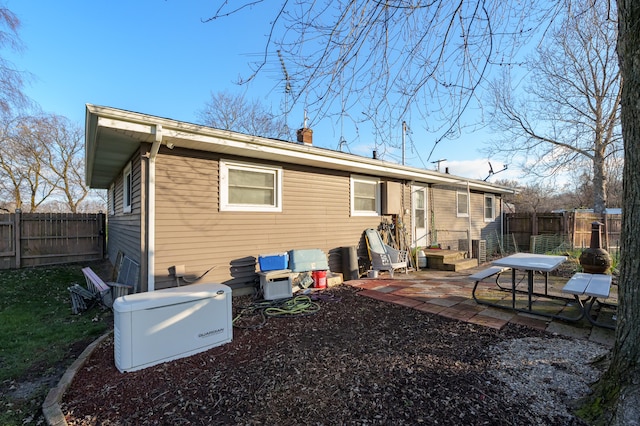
[5,0,520,183]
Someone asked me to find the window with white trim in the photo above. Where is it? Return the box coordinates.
[123,162,132,214]
[220,160,282,212]
[351,175,380,216]
[456,190,469,217]
[484,194,495,222]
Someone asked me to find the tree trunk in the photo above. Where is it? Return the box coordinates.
[593,145,607,214]
[585,0,640,423]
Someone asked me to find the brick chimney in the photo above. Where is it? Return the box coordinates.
[297,127,313,145]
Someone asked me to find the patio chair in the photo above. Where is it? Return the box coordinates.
[364,228,408,278]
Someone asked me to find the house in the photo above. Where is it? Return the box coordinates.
[85,104,516,293]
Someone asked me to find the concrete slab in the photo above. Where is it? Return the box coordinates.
[589,326,615,346]
[467,314,509,330]
[546,321,591,340]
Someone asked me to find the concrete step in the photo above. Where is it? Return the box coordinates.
[422,249,479,271]
[441,258,479,272]
[424,249,468,270]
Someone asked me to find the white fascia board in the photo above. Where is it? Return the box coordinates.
[97,117,156,135]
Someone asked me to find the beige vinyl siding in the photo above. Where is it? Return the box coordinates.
[469,192,502,244]
[430,184,501,250]
[106,151,143,284]
[153,152,385,290]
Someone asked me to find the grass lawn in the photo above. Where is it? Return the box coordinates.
[0,262,113,426]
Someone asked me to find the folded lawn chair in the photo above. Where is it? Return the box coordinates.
[364,228,408,278]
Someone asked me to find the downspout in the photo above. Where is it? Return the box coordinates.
[147,124,162,291]
[500,197,504,254]
[467,181,472,258]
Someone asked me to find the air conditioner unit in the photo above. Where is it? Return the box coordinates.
[458,239,487,263]
[113,283,232,373]
[473,239,487,263]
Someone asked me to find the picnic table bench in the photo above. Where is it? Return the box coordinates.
[561,272,615,329]
[469,266,509,306]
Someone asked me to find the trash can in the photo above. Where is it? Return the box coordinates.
[342,246,359,280]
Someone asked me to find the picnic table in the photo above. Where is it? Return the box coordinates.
[469,253,615,328]
[470,253,571,318]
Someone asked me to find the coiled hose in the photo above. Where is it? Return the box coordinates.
[232,293,341,330]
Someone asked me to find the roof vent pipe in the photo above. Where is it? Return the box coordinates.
[373,150,378,159]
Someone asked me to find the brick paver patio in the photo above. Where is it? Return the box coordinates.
[345,267,616,347]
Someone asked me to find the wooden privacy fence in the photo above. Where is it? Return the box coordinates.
[0,211,106,269]
[505,211,621,253]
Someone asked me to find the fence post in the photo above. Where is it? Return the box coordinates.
[570,211,576,249]
[99,212,106,259]
[602,213,609,250]
[14,209,21,269]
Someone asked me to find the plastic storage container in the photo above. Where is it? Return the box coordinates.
[288,249,329,272]
[258,253,289,271]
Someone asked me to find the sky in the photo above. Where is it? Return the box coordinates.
[5,0,523,183]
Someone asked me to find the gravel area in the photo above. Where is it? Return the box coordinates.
[490,337,609,423]
[60,285,609,425]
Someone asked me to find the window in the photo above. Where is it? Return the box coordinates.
[351,175,380,216]
[484,194,495,222]
[123,162,132,213]
[415,190,426,226]
[456,191,469,217]
[108,183,115,215]
[220,160,282,212]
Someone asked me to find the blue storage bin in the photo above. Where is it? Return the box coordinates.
[258,253,289,271]
[288,249,329,272]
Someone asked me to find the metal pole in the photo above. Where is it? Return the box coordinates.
[402,121,406,166]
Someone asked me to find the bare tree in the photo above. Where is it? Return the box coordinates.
[32,114,89,213]
[205,1,560,155]
[487,0,621,214]
[0,5,29,115]
[0,115,23,210]
[494,179,567,212]
[197,90,290,140]
[0,113,55,212]
[0,113,89,212]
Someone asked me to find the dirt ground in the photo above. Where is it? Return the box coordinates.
[59,285,597,425]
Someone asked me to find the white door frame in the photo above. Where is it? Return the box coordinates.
[411,184,429,248]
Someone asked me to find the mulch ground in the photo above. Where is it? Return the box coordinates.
[61,285,584,425]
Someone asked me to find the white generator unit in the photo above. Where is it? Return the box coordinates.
[113,283,232,373]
